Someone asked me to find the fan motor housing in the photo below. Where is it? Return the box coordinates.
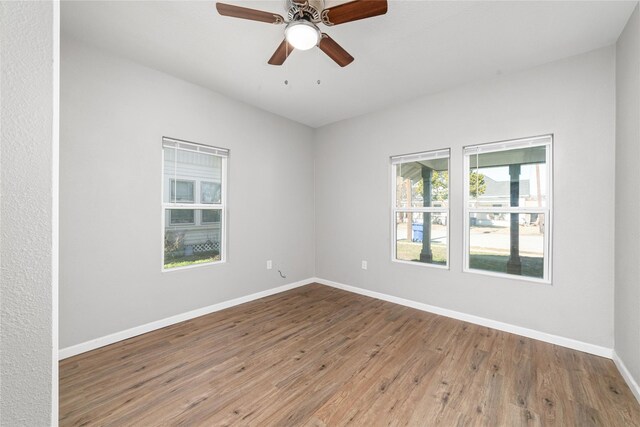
[286,0,324,23]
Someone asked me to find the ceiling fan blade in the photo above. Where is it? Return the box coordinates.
[216,3,284,24]
[318,34,354,67]
[268,40,294,66]
[321,0,387,26]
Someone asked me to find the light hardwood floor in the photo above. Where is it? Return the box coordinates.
[60,284,640,426]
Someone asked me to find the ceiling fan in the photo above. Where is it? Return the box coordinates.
[215,0,388,67]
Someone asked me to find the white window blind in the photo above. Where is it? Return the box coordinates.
[391,148,450,164]
[162,137,229,158]
[463,135,551,156]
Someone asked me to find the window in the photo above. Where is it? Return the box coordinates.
[391,149,450,267]
[162,137,228,270]
[464,135,552,283]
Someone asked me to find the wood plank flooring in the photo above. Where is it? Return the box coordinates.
[59,284,640,426]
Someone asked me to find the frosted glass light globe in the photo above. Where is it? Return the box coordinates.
[285,21,320,51]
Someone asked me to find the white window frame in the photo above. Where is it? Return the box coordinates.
[161,137,228,271]
[391,148,450,269]
[463,135,553,284]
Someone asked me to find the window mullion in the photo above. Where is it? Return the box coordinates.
[394,207,448,214]
[468,207,548,214]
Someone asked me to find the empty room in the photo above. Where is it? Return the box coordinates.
[2,0,640,425]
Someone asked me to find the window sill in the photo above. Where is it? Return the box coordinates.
[463,267,551,285]
[392,259,449,270]
[162,259,225,273]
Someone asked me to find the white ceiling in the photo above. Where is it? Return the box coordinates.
[61,1,636,128]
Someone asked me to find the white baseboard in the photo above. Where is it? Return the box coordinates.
[613,351,640,404]
[313,277,613,359]
[61,276,639,401]
[58,278,313,360]
[59,276,614,362]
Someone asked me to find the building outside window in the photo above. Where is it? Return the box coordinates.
[391,149,450,268]
[463,135,552,283]
[170,179,195,203]
[169,209,195,225]
[162,137,228,270]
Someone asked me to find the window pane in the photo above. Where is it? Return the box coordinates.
[163,147,222,203]
[164,209,222,269]
[396,159,449,208]
[469,213,545,279]
[395,212,447,265]
[169,209,194,225]
[468,145,547,209]
[201,181,221,204]
[202,209,221,224]
[170,180,194,203]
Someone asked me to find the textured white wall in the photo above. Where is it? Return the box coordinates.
[315,47,616,348]
[615,4,640,386]
[60,37,315,348]
[0,1,55,425]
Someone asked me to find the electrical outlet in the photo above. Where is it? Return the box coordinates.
[267,260,272,270]
[361,260,367,270]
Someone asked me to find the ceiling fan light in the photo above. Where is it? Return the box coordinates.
[285,21,320,51]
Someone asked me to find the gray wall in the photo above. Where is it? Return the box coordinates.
[615,4,640,386]
[0,2,55,425]
[60,37,315,348]
[315,46,616,348]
